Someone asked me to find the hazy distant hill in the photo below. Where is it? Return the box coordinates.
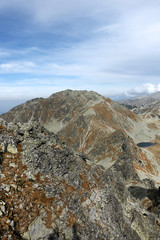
[119,91,160,108]
[119,91,160,122]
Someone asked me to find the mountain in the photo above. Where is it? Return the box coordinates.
[1,90,160,239]
[119,91,160,108]
[1,90,160,162]
[119,92,160,137]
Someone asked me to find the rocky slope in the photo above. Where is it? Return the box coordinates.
[1,90,160,239]
[119,91,160,118]
[119,92,160,146]
[1,119,160,239]
[1,90,159,162]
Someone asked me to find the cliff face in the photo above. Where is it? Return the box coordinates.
[1,90,160,239]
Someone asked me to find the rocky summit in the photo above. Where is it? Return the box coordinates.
[1,90,160,239]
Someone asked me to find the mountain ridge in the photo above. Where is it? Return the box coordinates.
[2,89,160,144]
[0,89,154,164]
[119,91,160,107]
[1,89,160,239]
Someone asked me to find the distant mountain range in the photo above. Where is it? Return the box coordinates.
[119,91,160,108]
[119,91,160,121]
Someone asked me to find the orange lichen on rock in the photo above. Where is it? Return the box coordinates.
[80,173,91,191]
[65,184,76,194]
[0,141,60,236]
[133,162,147,173]
[51,144,64,150]
[145,162,156,175]
[67,213,77,227]
[93,103,114,125]
[139,150,159,176]
[0,124,13,135]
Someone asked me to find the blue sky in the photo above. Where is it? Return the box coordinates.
[1,0,160,110]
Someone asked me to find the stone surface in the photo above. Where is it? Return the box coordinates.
[23,217,53,240]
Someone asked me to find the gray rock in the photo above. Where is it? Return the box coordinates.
[23,217,53,240]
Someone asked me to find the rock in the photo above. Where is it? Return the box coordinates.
[9,163,17,168]
[7,144,18,154]
[10,184,17,190]
[0,205,5,213]
[25,171,36,181]
[23,217,53,240]
[141,197,153,210]
[2,184,10,192]
[0,133,18,154]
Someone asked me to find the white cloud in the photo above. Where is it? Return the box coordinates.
[126,83,159,97]
[0,61,37,73]
[157,84,160,91]
[1,0,160,77]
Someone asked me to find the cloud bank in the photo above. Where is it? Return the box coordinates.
[126,83,160,97]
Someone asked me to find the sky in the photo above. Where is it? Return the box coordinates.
[1,0,160,112]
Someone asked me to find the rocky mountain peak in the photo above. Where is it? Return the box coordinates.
[49,89,105,102]
[1,90,160,239]
[0,90,141,163]
[1,90,160,162]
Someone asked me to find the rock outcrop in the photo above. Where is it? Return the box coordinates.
[1,118,160,239]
